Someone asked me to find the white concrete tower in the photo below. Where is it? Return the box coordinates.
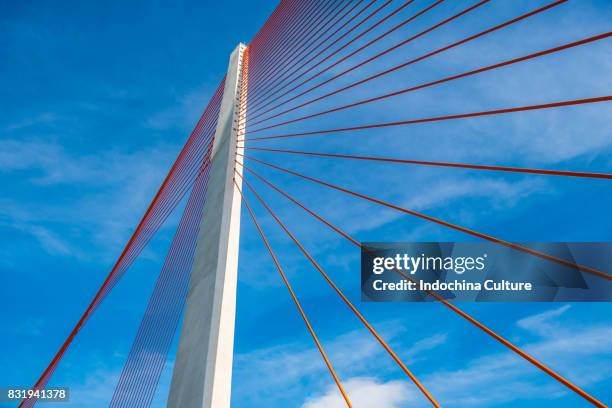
[168,43,247,408]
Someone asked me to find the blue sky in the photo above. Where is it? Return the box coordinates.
[1,0,612,407]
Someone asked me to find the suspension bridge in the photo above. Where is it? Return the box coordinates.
[18,0,611,407]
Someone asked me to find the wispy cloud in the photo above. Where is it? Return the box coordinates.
[516,304,571,336]
[0,199,78,257]
[0,138,179,260]
[61,355,175,407]
[3,112,59,132]
[144,85,215,132]
[307,174,548,237]
[66,367,120,407]
[0,138,174,186]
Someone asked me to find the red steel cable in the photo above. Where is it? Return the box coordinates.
[239,0,394,121]
[110,65,227,399]
[246,0,567,127]
[248,0,289,52]
[111,188,192,405]
[100,80,223,268]
[98,152,214,311]
[240,96,612,141]
[235,180,353,408]
[110,51,249,405]
[247,0,565,128]
[251,0,332,77]
[111,167,212,407]
[247,0,435,117]
[247,0,362,105]
[247,1,284,56]
[242,147,612,179]
[20,78,225,407]
[98,103,221,300]
[248,0,446,114]
[237,172,441,407]
[242,0,461,119]
[238,154,612,281]
[24,153,217,406]
[244,0,417,116]
[92,94,221,400]
[249,0,337,95]
[22,159,208,404]
[247,0,377,111]
[248,0,344,98]
[249,0,351,94]
[247,0,312,80]
[88,80,223,306]
[100,141,216,292]
[238,162,608,408]
[251,32,612,131]
[247,1,314,90]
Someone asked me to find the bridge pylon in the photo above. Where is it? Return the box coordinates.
[168,42,247,408]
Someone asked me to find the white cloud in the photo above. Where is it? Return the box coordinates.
[233,306,611,407]
[232,322,447,407]
[302,377,415,408]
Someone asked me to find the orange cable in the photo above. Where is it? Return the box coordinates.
[237,154,611,282]
[237,161,608,408]
[234,180,353,408]
[237,170,441,407]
